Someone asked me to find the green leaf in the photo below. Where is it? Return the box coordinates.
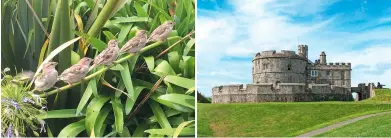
[173,120,195,138]
[149,101,172,128]
[94,105,112,137]
[125,86,145,115]
[58,119,86,137]
[164,75,195,89]
[154,60,176,76]
[143,0,171,20]
[85,96,110,135]
[168,51,180,73]
[38,109,82,119]
[71,51,81,65]
[175,0,184,22]
[144,127,194,136]
[110,64,125,70]
[111,97,124,133]
[120,61,135,100]
[144,56,155,72]
[118,126,131,137]
[104,131,117,138]
[183,38,194,56]
[132,121,148,137]
[24,29,34,58]
[75,32,107,51]
[76,79,97,115]
[118,23,133,43]
[181,56,195,78]
[111,17,149,24]
[103,31,117,40]
[134,1,148,17]
[157,94,195,109]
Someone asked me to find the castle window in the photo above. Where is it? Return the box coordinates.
[287,64,292,71]
[310,70,318,77]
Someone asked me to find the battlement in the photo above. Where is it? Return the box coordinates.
[309,62,351,70]
[254,50,307,60]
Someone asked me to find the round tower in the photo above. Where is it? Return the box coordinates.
[253,50,308,84]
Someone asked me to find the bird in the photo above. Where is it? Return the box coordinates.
[147,21,175,42]
[58,57,93,86]
[34,62,58,91]
[120,30,147,54]
[90,39,120,70]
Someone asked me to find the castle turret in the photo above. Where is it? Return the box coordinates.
[298,45,308,58]
[320,51,326,64]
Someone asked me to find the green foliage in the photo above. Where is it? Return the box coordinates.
[2,0,195,137]
[316,113,391,137]
[197,103,391,137]
[1,69,47,137]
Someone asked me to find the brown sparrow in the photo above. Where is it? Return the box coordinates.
[148,21,175,42]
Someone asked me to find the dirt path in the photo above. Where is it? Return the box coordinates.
[296,111,391,137]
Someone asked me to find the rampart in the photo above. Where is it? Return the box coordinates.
[212,83,353,103]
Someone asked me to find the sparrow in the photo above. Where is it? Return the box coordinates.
[34,62,58,91]
[59,57,93,86]
[120,30,147,54]
[147,21,175,42]
[91,40,120,69]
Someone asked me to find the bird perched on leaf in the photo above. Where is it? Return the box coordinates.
[148,21,175,42]
[59,57,93,86]
[90,39,120,70]
[34,62,58,91]
[120,30,147,54]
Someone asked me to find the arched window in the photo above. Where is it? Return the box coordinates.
[287,64,292,71]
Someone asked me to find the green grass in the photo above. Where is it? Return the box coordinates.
[198,89,391,137]
[362,89,391,103]
[316,113,391,137]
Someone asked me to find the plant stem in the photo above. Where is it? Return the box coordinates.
[87,0,119,37]
[39,36,181,97]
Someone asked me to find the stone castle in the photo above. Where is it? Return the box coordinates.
[212,45,356,103]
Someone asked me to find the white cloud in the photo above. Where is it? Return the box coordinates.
[197,0,391,96]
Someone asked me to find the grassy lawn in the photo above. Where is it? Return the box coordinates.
[197,89,391,137]
[362,89,391,103]
[316,113,391,137]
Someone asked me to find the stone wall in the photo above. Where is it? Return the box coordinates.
[212,83,353,103]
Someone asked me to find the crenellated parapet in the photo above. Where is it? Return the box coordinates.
[253,50,307,61]
[309,62,351,70]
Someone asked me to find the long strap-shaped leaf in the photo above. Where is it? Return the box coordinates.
[58,119,86,137]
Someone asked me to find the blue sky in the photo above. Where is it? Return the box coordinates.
[197,0,391,97]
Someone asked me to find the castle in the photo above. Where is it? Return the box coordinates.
[212,45,356,103]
